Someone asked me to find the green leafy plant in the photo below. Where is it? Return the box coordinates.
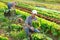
[32,20,41,28]
[17,30,26,40]
[0,2,7,12]
[32,33,53,40]
[10,30,26,40]
[0,36,8,40]
[11,24,22,31]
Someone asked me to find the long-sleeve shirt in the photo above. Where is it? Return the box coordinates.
[25,16,37,27]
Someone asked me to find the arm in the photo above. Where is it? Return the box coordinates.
[25,17,31,28]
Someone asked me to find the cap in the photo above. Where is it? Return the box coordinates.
[32,10,37,14]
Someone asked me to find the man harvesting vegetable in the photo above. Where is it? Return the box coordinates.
[4,1,17,31]
[24,10,40,40]
[7,1,16,9]
[4,1,16,17]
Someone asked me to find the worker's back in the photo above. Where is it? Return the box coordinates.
[7,2,13,9]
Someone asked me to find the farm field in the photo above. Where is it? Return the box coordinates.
[0,0,60,40]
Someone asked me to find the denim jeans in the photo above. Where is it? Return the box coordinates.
[24,27,40,36]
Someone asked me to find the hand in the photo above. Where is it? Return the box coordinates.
[30,27,34,31]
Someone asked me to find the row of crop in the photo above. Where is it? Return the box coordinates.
[1,0,60,11]
[17,3,60,20]
[0,2,53,40]
[0,2,7,12]
[0,2,8,23]
[0,2,60,36]
[16,9,60,36]
[32,33,52,40]
[9,30,53,40]
[0,22,53,40]
[1,22,53,40]
[0,36,8,40]
[0,0,60,20]
[0,2,60,39]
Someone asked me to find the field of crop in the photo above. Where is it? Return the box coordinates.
[1,0,60,24]
[0,0,60,40]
